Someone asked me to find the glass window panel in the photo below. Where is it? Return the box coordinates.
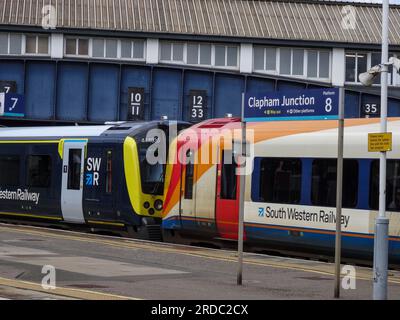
[133,40,144,59]
[292,49,304,75]
[121,40,132,58]
[345,53,356,82]
[227,47,238,67]
[215,46,226,66]
[105,39,118,58]
[312,159,358,208]
[27,155,52,188]
[371,52,381,85]
[173,43,184,61]
[279,48,291,75]
[357,53,368,78]
[265,48,276,71]
[66,38,77,55]
[254,47,265,70]
[370,160,400,211]
[221,151,237,200]
[307,50,318,77]
[160,42,171,60]
[68,149,82,190]
[0,155,20,186]
[319,51,330,78]
[37,36,49,54]
[9,34,22,54]
[187,43,199,64]
[199,44,211,65]
[92,39,105,57]
[78,39,88,55]
[259,158,302,204]
[0,33,8,54]
[25,35,37,54]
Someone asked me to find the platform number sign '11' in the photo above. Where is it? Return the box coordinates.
[189,90,207,123]
[128,87,145,121]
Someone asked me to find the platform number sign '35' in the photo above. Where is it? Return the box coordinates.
[189,90,207,123]
[128,87,145,121]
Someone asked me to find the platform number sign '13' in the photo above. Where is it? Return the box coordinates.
[128,87,145,121]
[189,90,207,123]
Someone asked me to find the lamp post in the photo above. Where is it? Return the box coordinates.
[358,0,394,300]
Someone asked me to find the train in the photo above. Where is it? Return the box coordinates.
[0,120,189,240]
[162,116,400,265]
[1,116,400,265]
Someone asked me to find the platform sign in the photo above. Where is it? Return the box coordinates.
[128,87,145,121]
[368,132,392,152]
[0,93,24,117]
[189,90,207,123]
[244,88,339,122]
[361,103,380,118]
[0,81,17,94]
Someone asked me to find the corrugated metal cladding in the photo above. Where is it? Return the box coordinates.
[1,0,400,45]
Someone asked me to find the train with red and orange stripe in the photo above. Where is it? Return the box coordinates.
[161,116,400,265]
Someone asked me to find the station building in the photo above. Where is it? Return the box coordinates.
[0,0,400,125]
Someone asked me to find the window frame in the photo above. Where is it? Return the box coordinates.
[257,157,302,205]
[253,46,331,81]
[26,154,52,189]
[64,37,90,57]
[23,34,50,56]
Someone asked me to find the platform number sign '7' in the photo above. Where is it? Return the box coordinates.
[189,90,207,123]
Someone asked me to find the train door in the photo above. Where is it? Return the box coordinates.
[179,149,196,228]
[61,140,86,223]
[215,149,240,239]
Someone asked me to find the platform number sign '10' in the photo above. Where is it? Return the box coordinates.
[189,90,207,123]
[128,87,145,121]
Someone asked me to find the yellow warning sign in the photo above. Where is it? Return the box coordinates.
[368,132,392,152]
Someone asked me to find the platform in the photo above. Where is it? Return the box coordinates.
[0,223,399,300]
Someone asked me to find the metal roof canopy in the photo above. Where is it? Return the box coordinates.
[1,0,400,45]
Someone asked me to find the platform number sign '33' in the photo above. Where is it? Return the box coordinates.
[189,90,207,123]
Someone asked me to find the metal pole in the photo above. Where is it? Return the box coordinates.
[373,0,390,300]
[237,93,246,285]
[334,87,345,299]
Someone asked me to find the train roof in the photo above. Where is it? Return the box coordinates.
[0,121,189,140]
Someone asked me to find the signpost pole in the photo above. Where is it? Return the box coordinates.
[334,87,345,298]
[373,0,390,300]
[237,92,246,286]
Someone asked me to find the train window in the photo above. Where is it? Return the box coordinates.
[184,150,194,199]
[0,155,20,186]
[370,160,400,212]
[105,151,112,194]
[311,159,358,208]
[220,150,237,200]
[138,142,165,195]
[27,155,51,188]
[259,158,301,204]
[67,149,82,190]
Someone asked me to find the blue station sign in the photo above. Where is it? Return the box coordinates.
[244,88,339,122]
[0,93,25,117]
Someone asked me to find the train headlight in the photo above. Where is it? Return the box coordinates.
[148,208,155,216]
[143,201,150,209]
[154,200,163,211]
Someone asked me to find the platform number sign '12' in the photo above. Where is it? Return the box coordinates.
[189,90,207,123]
[128,87,145,121]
